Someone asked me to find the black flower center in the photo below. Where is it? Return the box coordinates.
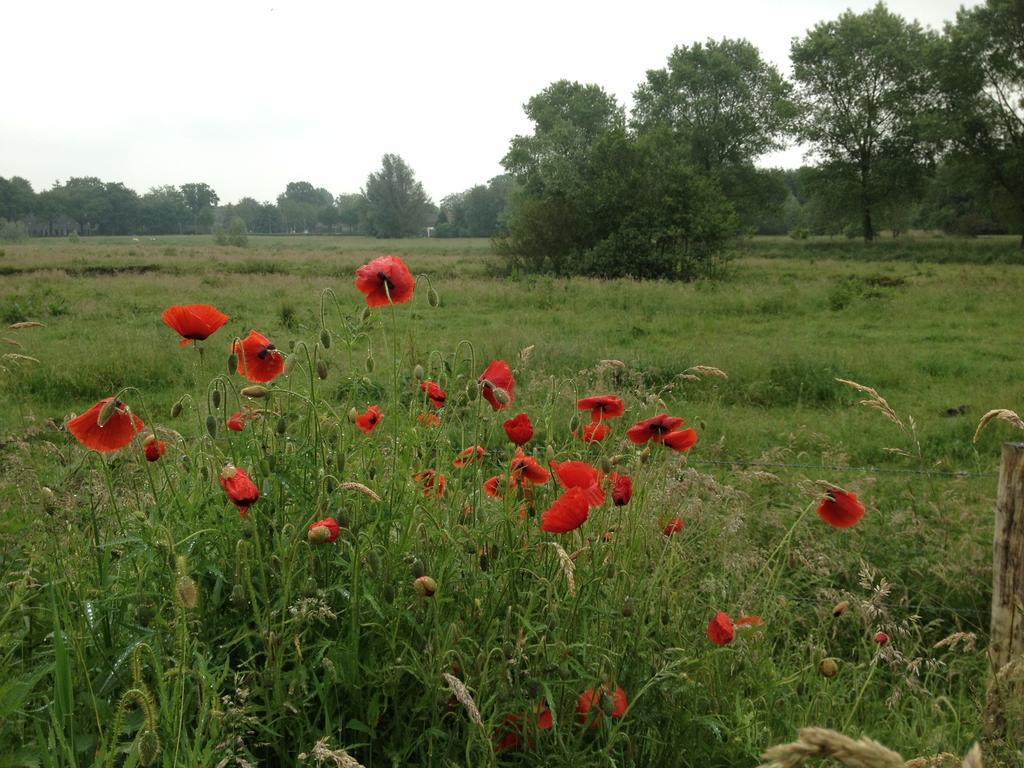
[378,272,395,291]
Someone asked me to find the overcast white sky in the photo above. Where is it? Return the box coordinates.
[1,0,977,205]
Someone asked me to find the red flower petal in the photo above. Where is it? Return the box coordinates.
[662,516,684,536]
[540,487,590,533]
[220,465,259,517]
[355,405,383,435]
[550,460,605,506]
[354,255,415,307]
[162,303,229,344]
[502,412,533,445]
[453,445,485,467]
[576,684,628,728]
[67,398,145,452]
[610,473,632,506]
[420,380,446,408]
[577,394,625,421]
[578,422,610,443]
[816,487,865,528]
[707,611,735,646]
[626,414,684,444]
[479,359,515,410]
[233,330,285,383]
[662,428,698,451]
[511,448,550,486]
[308,517,341,542]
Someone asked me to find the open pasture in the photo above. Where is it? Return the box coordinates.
[0,235,1020,766]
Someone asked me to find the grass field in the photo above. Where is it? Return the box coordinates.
[0,234,1020,766]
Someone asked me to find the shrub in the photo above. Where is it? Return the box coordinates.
[0,220,28,242]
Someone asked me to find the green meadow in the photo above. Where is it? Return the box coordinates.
[0,235,1020,766]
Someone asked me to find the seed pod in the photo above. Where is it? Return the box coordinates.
[170,400,183,419]
[97,399,118,428]
[410,558,426,578]
[230,583,246,608]
[622,596,635,618]
[205,414,218,438]
[319,327,331,349]
[317,360,328,380]
[211,389,221,409]
[545,444,556,463]
[819,658,839,678]
[137,729,161,768]
[347,407,359,423]
[360,305,372,323]
[414,575,437,597]
[228,353,238,375]
[365,354,375,373]
[832,600,849,617]
[600,456,613,474]
[466,383,478,401]
[275,416,287,435]
[428,287,440,307]
[308,525,332,544]
[240,385,269,399]
[413,364,425,380]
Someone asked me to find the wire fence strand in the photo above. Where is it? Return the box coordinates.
[688,458,998,479]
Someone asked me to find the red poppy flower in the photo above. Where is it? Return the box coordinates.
[233,330,285,383]
[816,487,865,529]
[503,412,533,445]
[496,703,553,752]
[417,412,441,428]
[67,397,145,452]
[483,474,506,499]
[626,413,685,444]
[227,412,245,431]
[355,405,383,435]
[610,473,632,506]
[162,303,230,346]
[577,394,625,422]
[479,359,515,410]
[220,464,259,517]
[413,469,446,498]
[308,517,340,543]
[578,422,610,443]
[143,434,165,462]
[707,612,735,646]
[420,380,446,409]
[663,428,698,452]
[510,448,550,485]
[662,516,684,536]
[576,684,628,728]
[540,487,590,533]
[873,630,889,645]
[354,255,415,307]
[453,445,485,467]
[550,460,606,506]
[736,615,762,627]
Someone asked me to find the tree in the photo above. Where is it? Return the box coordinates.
[0,177,35,221]
[940,0,1024,247]
[633,38,797,171]
[790,3,938,241]
[140,186,190,234]
[336,193,369,234]
[180,182,219,233]
[364,154,433,238]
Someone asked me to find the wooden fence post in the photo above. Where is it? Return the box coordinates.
[984,441,1024,743]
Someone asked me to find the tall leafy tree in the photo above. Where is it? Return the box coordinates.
[180,182,219,233]
[364,154,433,238]
[940,0,1024,246]
[0,176,35,221]
[140,186,190,234]
[791,3,937,241]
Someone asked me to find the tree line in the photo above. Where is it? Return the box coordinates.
[1,1,1021,271]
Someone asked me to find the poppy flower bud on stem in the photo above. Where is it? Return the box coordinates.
[319,327,331,349]
[170,400,183,419]
[317,360,328,380]
[413,364,425,380]
[360,305,372,323]
[492,387,510,405]
[240,385,268,399]
[347,407,359,423]
[569,413,581,432]
[414,575,437,597]
[227,353,238,375]
[97,398,118,428]
[276,416,287,435]
[466,383,478,401]
[600,456,613,474]
[428,287,440,307]
[819,658,839,678]
[545,444,556,462]
[211,390,221,409]
[205,415,217,438]
[365,354,375,373]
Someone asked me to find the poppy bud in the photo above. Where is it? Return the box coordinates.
[410,558,426,578]
[569,413,581,432]
[40,486,57,510]
[873,631,889,645]
[335,452,345,473]
[284,355,297,376]
[319,327,331,349]
[267,453,277,471]
[307,524,332,544]
[360,305,372,323]
[170,400,183,418]
[545,444,556,462]
[365,354,375,373]
[347,407,359,423]
[640,447,651,464]
[317,360,328,380]
[492,387,510,405]
[97,398,118,428]
[413,364,425,380]
[428,287,440,307]
[230,583,246,608]
[205,414,218,438]
[227,353,238,375]
[276,416,287,435]
[832,600,849,617]
[622,596,635,618]
[240,385,268,399]
[365,550,381,574]
[137,729,161,767]
[414,575,437,597]
[466,383,478,401]
[819,658,839,678]
[600,456,613,474]
[212,390,221,409]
